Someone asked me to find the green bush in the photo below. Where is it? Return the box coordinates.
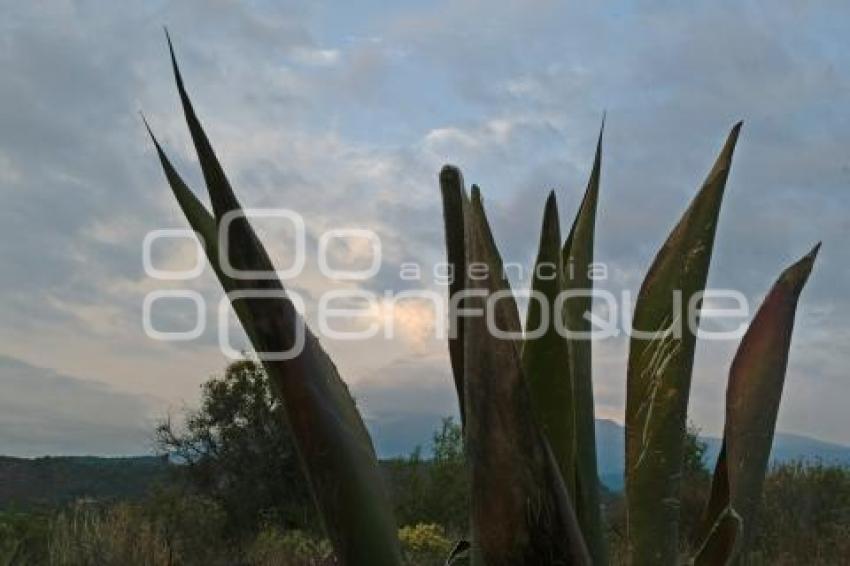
[398,523,453,565]
[0,510,49,564]
[247,527,333,565]
[386,418,469,537]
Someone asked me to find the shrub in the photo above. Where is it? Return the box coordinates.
[744,462,850,565]
[247,527,333,565]
[48,502,170,565]
[398,523,453,565]
[0,510,49,564]
[46,494,231,566]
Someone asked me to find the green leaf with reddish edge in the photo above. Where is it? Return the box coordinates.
[625,122,742,565]
[562,121,607,565]
[150,37,402,565]
[464,186,590,565]
[692,441,742,566]
[522,191,577,498]
[693,244,820,566]
[439,165,469,425]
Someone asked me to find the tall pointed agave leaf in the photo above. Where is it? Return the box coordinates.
[148,36,401,565]
[463,186,590,565]
[625,123,742,564]
[142,119,259,343]
[693,244,820,565]
[692,442,740,566]
[562,122,607,565]
[439,165,469,424]
[522,191,577,498]
[469,183,522,329]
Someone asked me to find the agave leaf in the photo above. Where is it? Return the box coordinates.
[693,244,820,565]
[165,31,275,279]
[470,184,522,329]
[439,165,469,424]
[693,491,742,566]
[522,191,577,498]
[150,38,401,565]
[142,119,260,341]
[463,186,590,565]
[445,540,471,565]
[166,31,240,220]
[625,123,742,564]
[692,441,742,566]
[562,122,607,565]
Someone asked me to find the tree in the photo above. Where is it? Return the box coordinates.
[155,360,316,535]
[682,423,709,478]
[428,417,468,534]
[680,423,710,547]
[386,417,469,536]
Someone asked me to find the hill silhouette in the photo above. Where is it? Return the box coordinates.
[0,455,170,509]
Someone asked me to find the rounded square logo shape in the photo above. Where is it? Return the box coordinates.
[143,290,206,341]
[218,290,306,360]
[143,229,206,281]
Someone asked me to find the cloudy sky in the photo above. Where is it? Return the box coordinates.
[0,0,847,457]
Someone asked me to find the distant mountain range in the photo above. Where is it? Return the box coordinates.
[2,420,847,509]
[594,419,850,490]
[0,455,170,509]
[365,415,850,491]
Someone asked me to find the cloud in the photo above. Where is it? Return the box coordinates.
[289,46,341,67]
[353,357,458,458]
[0,355,160,457]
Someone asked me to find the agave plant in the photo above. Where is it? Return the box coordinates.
[147,35,819,566]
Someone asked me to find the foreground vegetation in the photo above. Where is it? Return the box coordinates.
[2,446,849,564]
